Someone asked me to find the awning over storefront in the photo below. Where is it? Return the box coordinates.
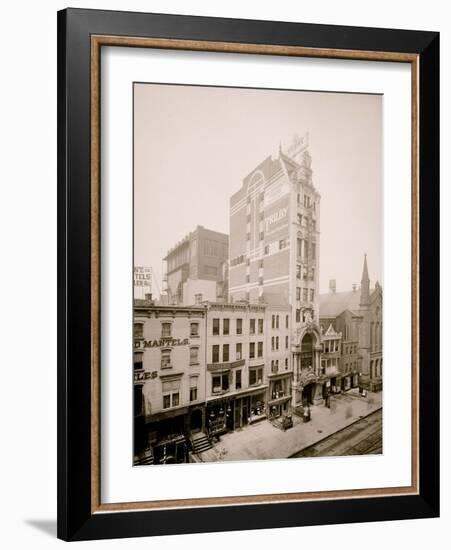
[206,384,269,404]
[145,406,189,424]
[268,395,291,407]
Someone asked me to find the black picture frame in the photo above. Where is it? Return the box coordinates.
[57,7,439,542]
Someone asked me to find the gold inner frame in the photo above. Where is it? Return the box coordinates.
[90,35,419,514]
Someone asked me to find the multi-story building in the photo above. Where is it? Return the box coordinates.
[133,298,207,464]
[319,323,343,395]
[163,225,229,305]
[319,255,383,393]
[205,302,268,434]
[229,135,323,408]
[266,306,293,418]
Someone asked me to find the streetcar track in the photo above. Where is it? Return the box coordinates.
[289,409,382,458]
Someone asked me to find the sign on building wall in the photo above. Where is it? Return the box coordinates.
[134,266,152,298]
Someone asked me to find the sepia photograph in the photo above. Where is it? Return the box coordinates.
[133,83,383,466]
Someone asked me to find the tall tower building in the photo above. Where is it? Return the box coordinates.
[229,135,323,406]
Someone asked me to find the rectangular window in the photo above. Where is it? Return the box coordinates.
[286,315,289,329]
[134,352,143,370]
[279,239,286,250]
[249,367,263,386]
[259,231,264,241]
[212,318,220,335]
[190,387,198,402]
[297,213,302,225]
[303,288,308,301]
[236,370,242,390]
[271,360,278,374]
[161,322,171,338]
[297,238,302,258]
[311,243,316,260]
[223,318,230,335]
[296,309,301,323]
[272,315,275,329]
[236,342,242,360]
[276,336,279,350]
[285,335,289,349]
[161,349,171,369]
[163,394,171,409]
[296,264,301,279]
[249,342,255,359]
[190,322,199,337]
[257,341,263,357]
[296,287,301,301]
[236,318,242,334]
[190,347,199,365]
[264,245,269,255]
[212,345,220,363]
[276,315,279,329]
[285,357,289,369]
[258,318,263,334]
[271,336,275,351]
[245,274,250,283]
[250,318,256,335]
[194,293,203,304]
[172,393,179,407]
[212,374,229,393]
[134,323,144,339]
[223,344,229,362]
[246,232,251,241]
[310,289,315,302]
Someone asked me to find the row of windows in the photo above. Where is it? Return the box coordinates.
[211,365,263,394]
[263,238,288,256]
[211,341,263,363]
[270,358,289,373]
[271,335,290,351]
[212,317,263,336]
[134,321,200,339]
[295,308,315,323]
[323,339,340,354]
[296,264,315,280]
[297,238,316,261]
[296,287,315,302]
[297,193,316,211]
[343,343,358,355]
[134,346,200,370]
[271,314,290,329]
[297,213,316,231]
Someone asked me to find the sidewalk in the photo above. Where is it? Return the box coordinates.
[195,389,382,463]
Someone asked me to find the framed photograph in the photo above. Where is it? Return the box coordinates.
[57,8,439,541]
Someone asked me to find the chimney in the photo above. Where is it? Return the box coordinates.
[329,279,336,293]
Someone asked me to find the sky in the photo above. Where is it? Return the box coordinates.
[134,83,382,296]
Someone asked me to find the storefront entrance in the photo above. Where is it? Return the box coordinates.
[190,409,203,433]
[303,383,315,405]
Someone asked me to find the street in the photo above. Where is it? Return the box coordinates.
[290,408,382,458]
